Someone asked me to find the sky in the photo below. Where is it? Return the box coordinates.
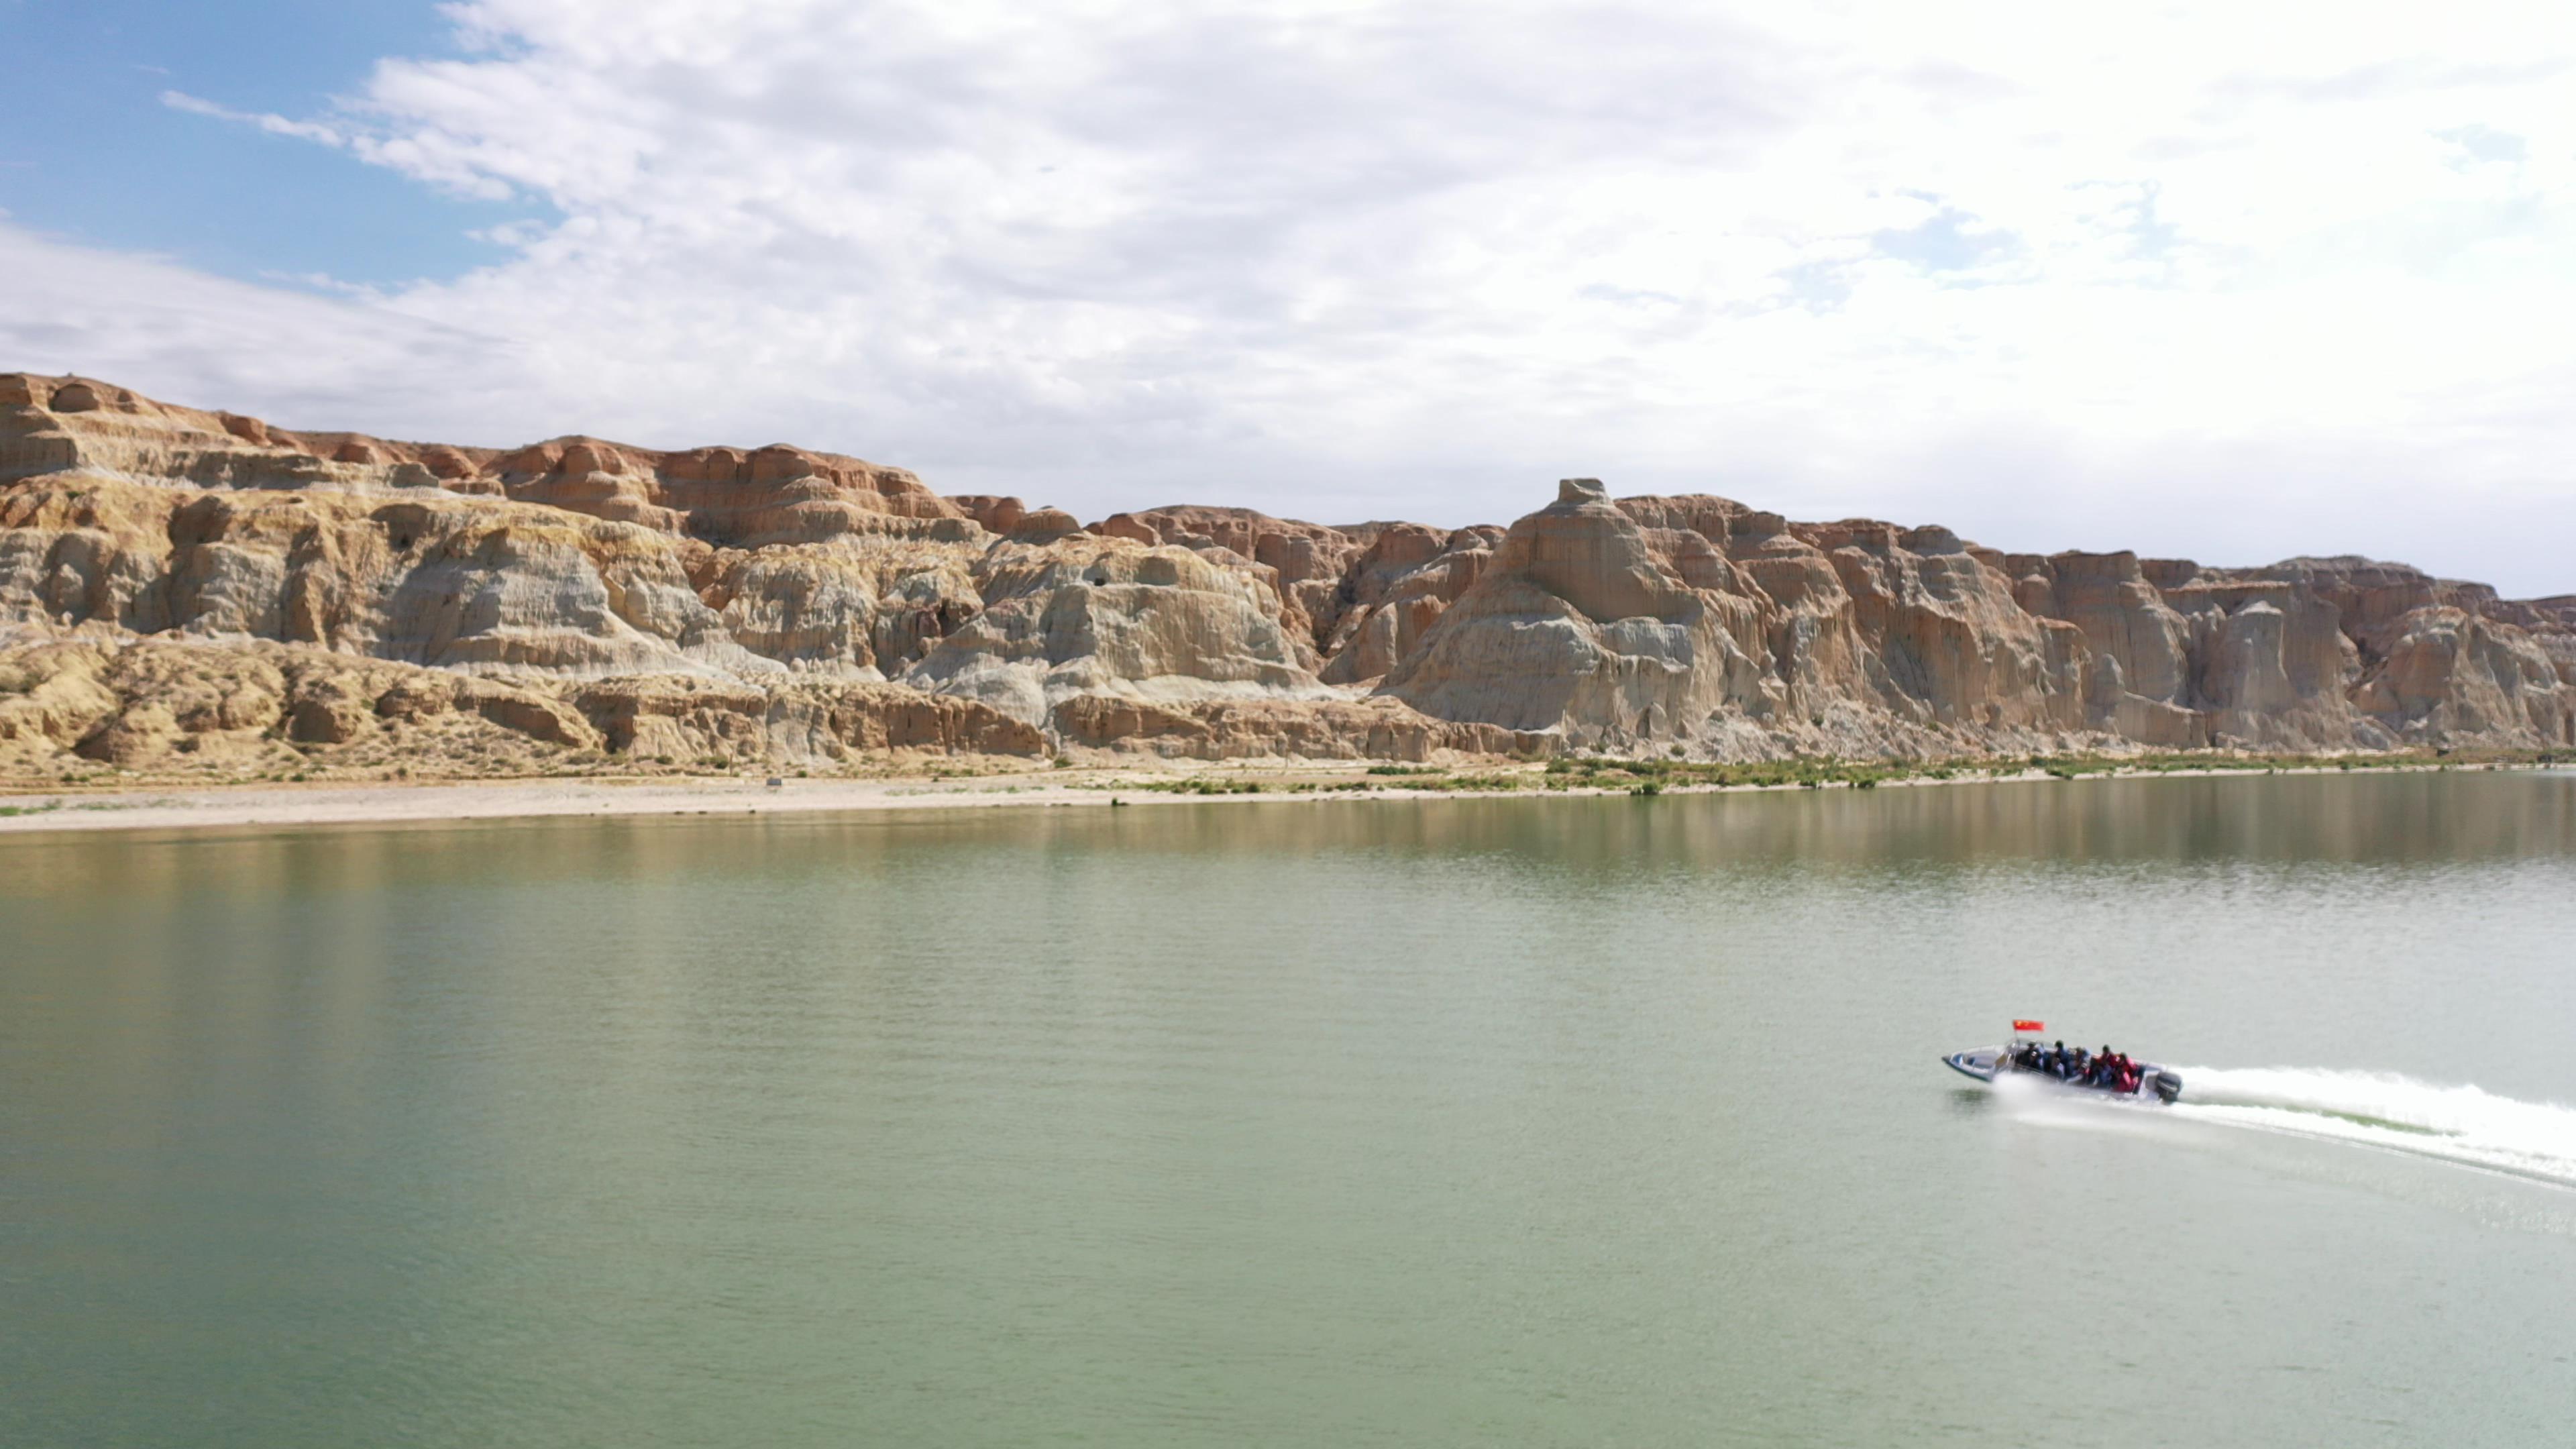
[3,0,2571,596]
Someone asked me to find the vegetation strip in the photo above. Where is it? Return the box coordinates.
[1062,748,2565,799]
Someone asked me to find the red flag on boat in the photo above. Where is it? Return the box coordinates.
[2012,1019,2045,1032]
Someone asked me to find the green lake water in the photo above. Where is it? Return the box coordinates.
[5,772,2575,1447]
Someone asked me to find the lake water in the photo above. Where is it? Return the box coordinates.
[5,773,2575,1447]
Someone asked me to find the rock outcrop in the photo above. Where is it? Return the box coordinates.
[0,635,1044,778]
[2,372,2568,776]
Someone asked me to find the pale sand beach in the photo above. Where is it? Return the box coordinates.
[0,759,2547,836]
[0,765,1574,834]
[0,771,1208,834]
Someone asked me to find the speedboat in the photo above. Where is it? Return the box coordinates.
[1943,1027,2183,1104]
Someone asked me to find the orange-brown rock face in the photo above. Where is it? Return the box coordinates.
[3,373,2569,773]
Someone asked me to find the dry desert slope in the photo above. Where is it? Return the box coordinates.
[3,371,2569,783]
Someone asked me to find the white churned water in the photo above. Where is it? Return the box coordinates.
[2170,1067,2576,1186]
[1992,1061,2576,1190]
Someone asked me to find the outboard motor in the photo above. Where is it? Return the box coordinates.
[2149,1069,2184,1104]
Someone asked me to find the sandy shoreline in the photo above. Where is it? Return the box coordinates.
[0,771,1218,835]
[0,759,2556,837]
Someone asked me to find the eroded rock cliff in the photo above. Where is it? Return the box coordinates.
[3,372,2567,776]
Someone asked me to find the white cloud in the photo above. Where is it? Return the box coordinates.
[160,90,350,148]
[18,0,2576,595]
[0,223,533,437]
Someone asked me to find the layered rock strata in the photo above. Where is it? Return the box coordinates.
[3,373,2568,775]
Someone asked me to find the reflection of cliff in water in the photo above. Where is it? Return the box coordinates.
[6,771,2569,914]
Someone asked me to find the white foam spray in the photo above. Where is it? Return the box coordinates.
[2161,1065,2576,1187]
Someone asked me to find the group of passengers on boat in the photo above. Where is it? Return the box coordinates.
[2010,1040,2146,1093]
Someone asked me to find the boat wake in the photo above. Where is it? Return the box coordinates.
[2162,1066,2576,1188]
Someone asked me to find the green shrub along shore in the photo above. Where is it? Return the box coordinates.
[1097,749,2569,798]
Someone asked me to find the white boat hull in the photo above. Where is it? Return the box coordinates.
[1943,1045,2182,1102]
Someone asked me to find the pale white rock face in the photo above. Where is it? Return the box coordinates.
[2207,601,2298,715]
[1385,482,1772,747]
[902,540,1337,729]
[2023,552,2193,704]
[2157,585,2365,750]
[2357,606,2573,743]
[3,375,2571,766]
[711,555,881,674]
[171,542,290,640]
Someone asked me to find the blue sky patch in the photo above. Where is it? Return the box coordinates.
[0,0,543,288]
[1869,203,2017,275]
